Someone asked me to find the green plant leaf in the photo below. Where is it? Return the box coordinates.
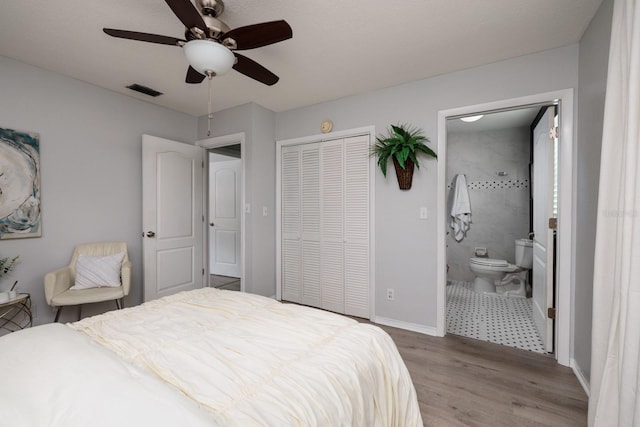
[373,123,437,178]
[396,147,410,168]
[377,152,389,176]
[408,151,419,169]
[415,144,438,159]
[0,255,19,279]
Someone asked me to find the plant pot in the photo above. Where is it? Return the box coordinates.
[392,157,415,190]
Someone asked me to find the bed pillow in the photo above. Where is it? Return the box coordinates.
[71,252,125,290]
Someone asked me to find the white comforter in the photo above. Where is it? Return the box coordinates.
[0,324,217,427]
[2,288,422,426]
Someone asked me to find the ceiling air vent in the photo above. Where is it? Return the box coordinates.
[126,84,162,97]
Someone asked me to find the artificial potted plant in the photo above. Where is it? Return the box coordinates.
[373,124,437,190]
[0,255,19,297]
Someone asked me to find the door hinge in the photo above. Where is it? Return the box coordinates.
[549,126,559,140]
[548,307,556,319]
[202,268,205,276]
[548,217,557,230]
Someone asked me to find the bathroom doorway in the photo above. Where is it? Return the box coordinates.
[437,90,574,366]
[445,105,553,354]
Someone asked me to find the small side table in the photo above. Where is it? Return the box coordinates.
[0,293,32,333]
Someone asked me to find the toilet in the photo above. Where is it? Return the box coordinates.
[469,239,533,296]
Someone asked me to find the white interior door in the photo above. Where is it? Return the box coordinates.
[343,135,370,318]
[321,139,345,314]
[281,145,302,303]
[532,107,556,353]
[280,142,323,308]
[209,154,241,277]
[142,134,204,302]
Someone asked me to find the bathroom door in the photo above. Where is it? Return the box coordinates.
[532,106,556,353]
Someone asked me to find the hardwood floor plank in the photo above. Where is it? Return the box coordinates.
[375,323,588,426]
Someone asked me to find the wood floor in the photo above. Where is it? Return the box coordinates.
[209,274,241,291]
[375,323,588,426]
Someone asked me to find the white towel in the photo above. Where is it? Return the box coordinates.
[450,174,471,242]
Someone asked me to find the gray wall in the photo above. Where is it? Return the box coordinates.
[574,0,613,385]
[197,102,277,297]
[0,55,197,323]
[275,44,578,327]
[447,127,530,282]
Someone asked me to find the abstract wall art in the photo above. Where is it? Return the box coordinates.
[0,127,41,239]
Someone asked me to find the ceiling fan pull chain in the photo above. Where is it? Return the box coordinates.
[207,73,214,137]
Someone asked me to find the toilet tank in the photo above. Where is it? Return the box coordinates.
[515,239,533,268]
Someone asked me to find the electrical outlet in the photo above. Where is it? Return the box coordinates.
[386,288,395,301]
[419,207,428,219]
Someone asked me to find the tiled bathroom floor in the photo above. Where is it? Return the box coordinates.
[446,280,545,353]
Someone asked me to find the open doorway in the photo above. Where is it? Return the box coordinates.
[437,89,575,367]
[208,143,242,292]
[445,105,557,354]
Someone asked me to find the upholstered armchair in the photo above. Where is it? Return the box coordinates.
[44,242,131,322]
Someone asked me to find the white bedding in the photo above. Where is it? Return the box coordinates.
[1,288,422,426]
[0,324,217,427]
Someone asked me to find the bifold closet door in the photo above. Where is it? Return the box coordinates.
[300,145,321,307]
[281,135,370,318]
[281,146,301,303]
[343,135,370,318]
[281,143,322,307]
[321,139,345,313]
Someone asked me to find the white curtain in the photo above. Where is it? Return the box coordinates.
[589,0,640,425]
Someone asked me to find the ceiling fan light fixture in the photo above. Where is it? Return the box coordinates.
[183,39,235,76]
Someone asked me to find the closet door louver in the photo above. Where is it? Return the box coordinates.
[300,144,321,307]
[282,143,323,306]
[281,146,302,303]
[281,135,370,317]
[344,135,370,318]
[321,139,345,313]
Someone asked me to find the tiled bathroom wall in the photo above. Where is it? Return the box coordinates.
[447,126,531,282]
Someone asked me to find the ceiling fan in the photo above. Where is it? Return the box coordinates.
[103,0,292,86]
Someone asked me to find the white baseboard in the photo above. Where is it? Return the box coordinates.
[571,358,590,396]
[373,316,438,336]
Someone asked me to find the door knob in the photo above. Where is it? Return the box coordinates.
[209,223,214,226]
[145,231,156,238]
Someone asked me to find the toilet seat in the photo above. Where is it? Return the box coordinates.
[469,257,509,267]
[469,257,519,272]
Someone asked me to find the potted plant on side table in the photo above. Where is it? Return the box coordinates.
[373,124,437,190]
[0,255,19,302]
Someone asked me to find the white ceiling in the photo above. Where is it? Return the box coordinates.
[0,0,602,117]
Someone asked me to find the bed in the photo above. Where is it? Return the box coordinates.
[0,288,422,426]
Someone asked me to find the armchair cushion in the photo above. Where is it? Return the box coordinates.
[72,252,125,290]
